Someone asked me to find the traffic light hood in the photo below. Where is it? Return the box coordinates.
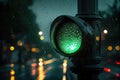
[50,15,94,56]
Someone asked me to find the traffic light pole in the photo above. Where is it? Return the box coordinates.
[70,0,103,80]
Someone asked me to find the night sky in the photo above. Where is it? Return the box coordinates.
[30,0,114,42]
[0,0,114,42]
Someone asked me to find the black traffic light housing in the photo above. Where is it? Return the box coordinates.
[50,0,103,80]
[50,15,102,80]
[50,15,94,57]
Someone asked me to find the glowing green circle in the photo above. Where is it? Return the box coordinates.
[56,22,82,55]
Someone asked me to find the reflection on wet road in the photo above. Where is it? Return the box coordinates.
[0,58,70,80]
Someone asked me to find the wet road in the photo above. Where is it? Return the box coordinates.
[0,58,77,80]
[0,58,120,80]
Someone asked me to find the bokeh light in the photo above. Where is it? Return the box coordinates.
[17,40,23,46]
[40,36,44,40]
[115,45,120,51]
[38,31,43,35]
[103,29,108,34]
[107,46,113,51]
[10,46,15,51]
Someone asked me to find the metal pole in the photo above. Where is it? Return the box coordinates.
[77,0,98,16]
[71,0,103,80]
[77,0,101,58]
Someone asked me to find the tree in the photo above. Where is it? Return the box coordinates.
[100,0,120,42]
[0,0,41,65]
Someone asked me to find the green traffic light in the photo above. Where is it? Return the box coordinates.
[56,22,82,55]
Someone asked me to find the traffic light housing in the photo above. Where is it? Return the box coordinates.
[50,1,103,80]
[50,15,94,56]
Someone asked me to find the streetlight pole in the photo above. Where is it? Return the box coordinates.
[70,0,103,80]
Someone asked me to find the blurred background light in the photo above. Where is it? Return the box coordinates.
[115,45,120,51]
[40,36,44,40]
[104,67,111,73]
[103,29,108,34]
[38,31,43,35]
[10,46,15,51]
[107,45,113,51]
[17,40,23,46]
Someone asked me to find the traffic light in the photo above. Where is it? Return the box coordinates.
[50,15,94,56]
[50,0,103,80]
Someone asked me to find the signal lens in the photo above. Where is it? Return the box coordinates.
[56,22,82,55]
